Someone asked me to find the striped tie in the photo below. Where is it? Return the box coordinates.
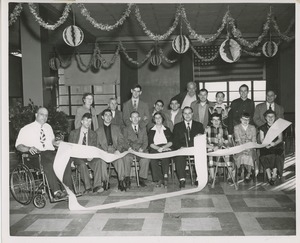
[82,132,87,145]
[133,100,137,111]
[40,127,46,148]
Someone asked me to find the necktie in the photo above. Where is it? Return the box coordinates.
[89,108,94,130]
[82,132,87,145]
[133,100,137,111]
[40,127,46,148]
[187,122,191,141]
[134,125,138,137]
[268,104,272,111]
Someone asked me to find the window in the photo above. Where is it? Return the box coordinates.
[199,80,266,105]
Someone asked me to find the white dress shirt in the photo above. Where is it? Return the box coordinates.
[78,127,89,145]
[15,121,55,151]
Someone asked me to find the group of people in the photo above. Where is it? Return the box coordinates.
[15,82,285,200]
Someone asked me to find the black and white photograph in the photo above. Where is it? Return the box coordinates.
[1,0,298,242]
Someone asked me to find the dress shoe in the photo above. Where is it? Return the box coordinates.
[179,180,186,188]
[54,190,68,200]
[83,188,92,194]
[118,180,126,191]
[103,181,110,191]
[139,178,147,187]
[93,186,104,193]
[268,179,274,186]
[156,180,163,187]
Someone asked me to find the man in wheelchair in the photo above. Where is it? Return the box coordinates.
[15,107,73,200]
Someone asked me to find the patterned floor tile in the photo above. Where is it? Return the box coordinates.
[227,194,295,212]
[79,213,164,236]
[235,212,296,235]
[162,212,244,236]
[24,219,72,231]
[165,194,233,213]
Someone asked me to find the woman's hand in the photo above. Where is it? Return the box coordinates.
[157,147,163,153]
[163,147,171,152]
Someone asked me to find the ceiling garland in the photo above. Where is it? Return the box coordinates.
[9,3,295,68]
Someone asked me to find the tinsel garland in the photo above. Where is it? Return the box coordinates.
[134,4,181,41]
[241,49,262,57]
[228,11,272,49]
[119,41,154,66]
[181,8,229,44]
[9,3,23,26]
[77,3,132,31]
[75,51,94,72]
[158,48,177,64]
[28,3,72,30]
[94,44,121,68]
[271,17,295,42]
[190,45,219,62]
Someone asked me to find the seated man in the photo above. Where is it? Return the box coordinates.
[206,113,234,183]
[123,111,150,188]
[96,109,126,191]
[15,107,72,200]
[172,106,204,188]
[98,97,125,131]
[68,113,105,193]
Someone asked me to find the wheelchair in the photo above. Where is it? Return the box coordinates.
[10,152,80,209]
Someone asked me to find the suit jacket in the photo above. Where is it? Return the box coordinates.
[172,120,204,149]
[122,99,150,128]
[171,91,200,108]
[98,110,125,130]
[95,124,124,152]
[253,102,284,127]
[190,100,214,128]
[68,128,97,147]
[123,125,148,151]
[164,109,183,132]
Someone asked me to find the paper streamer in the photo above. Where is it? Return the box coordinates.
[53,118,291,211]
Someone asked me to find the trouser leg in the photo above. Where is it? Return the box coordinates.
[40,151,60,193]
[73,158,91,189]
[63,159,73,190]
[100,159,109,182]
[150,159,163,181]
[88,158,103,188]
[161,158,170,177]
[113,158,125,181]
[123,154,133,177]
[138,157,150,179]
[174,156,186,180]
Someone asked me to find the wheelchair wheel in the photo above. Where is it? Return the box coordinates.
[10,164,35,205]
[33,194,46,208]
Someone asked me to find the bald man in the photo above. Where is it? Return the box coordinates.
[15,107,73,200]
[171,81,200,109]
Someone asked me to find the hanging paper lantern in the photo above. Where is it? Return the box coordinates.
[150,54,162,66]
[172,35,190,54]
[93,57,102,69]
[219,39,241,63]
[262,41,278,57]
[49,57,61,70]
[63,25,84,47]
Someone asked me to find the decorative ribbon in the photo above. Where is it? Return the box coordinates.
[53,118,291,211]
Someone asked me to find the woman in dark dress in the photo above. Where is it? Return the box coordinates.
[148,112,173,188]
[259,110,284,185]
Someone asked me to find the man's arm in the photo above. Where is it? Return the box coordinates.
[141,129,149,151]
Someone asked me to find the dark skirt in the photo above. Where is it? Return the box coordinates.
[260,154,284,175]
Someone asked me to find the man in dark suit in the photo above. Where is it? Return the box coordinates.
[171,81,199,109]
[123,111,150,188]
[172,106,205,188]
[164,97,183,132]
[98,98,125,131]
[253,90,284,127]
[96,109,126,191]
[122,84,150,128]
[69,113,105,193]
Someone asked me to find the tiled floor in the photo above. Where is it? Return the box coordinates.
[9,154,296,237]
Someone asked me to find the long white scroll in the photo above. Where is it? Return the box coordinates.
[53,118,291,211]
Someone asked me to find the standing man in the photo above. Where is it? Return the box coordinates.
[98,97,125,130]
[253,90,284,127]
[171,81,199,109]
[228,84,255,135]
[15,107,72,200]
[96,109,126,191]
[191,88,214,129]
[69,113,105,194]
[172,106,205,188]
[165,97,183,132]
[123,111,150,188]
[123,84,150,129]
